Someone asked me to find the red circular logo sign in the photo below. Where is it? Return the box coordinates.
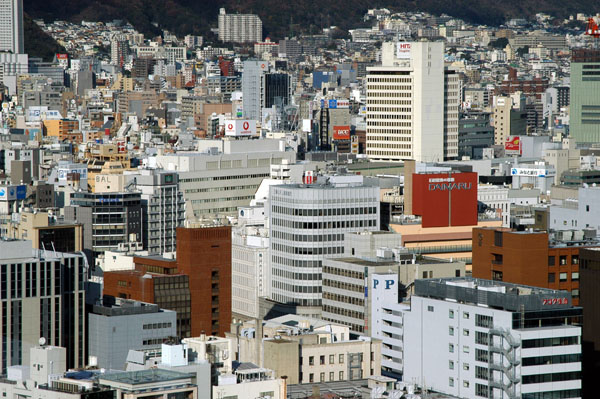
[243,122,250,130]
[261,64,265,68]
[227,124,233,129]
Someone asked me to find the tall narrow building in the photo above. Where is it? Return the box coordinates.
[0,0,23,54]
[570,49,600,144]
[366,41,445,162]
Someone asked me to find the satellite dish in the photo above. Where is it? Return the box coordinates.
[39,337,46,346]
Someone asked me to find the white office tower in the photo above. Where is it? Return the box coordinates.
[218,8,262,43]
[0,0,23,54]
[367,41,445,162]
[404,278,582,399]
[268,175,380,316]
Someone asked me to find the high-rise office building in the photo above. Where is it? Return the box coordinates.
[0,0,23,54]
[242,60,268,121]
[268,176,380,315]
[0,240,87,373]
[570,50,600,144]
[218,8,262,43]
[126,170,185,256]
[366,41,448,162]
[262,73,291,109]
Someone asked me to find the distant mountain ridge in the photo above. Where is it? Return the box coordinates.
[24,0,595,39]
[25,0,594,52]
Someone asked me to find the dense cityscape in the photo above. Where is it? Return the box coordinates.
[0,1,598,398]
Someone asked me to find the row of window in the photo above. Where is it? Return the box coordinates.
[304,370,347,383]
[521,389,581,399]
[323,266,364,280]
[323,278,363,294]
[272,218,377,230]
[522,371,581,384]
[272,206,377,217]
[180,173,269,183]
[272,243,344,256]
[522,353,581,366]
[142,322,172,330]
[323,292,364,307]
[272,231,344,243]
[522,336,580,348]
[304,353,345,366]
[142,338,166,346]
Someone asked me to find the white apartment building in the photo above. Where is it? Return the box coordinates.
[156,139,295,220]
[0,0,23,54]
[366,41,446,162]
[232,206,269,320]
[218,8,262,43]
[268,176,380,314]
[404,278,582,399]
[444,70,460,160]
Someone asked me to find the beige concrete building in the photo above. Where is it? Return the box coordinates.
[227,315,381,385]
[367,41,452,162]
[6,209,83,252]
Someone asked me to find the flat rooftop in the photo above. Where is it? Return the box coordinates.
[100,369,192,385]
[415,277,577,312]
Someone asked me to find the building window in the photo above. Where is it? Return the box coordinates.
[475,383,487,397]
[572,255,579,265]
[463,381,470,388]
[572,289,580,298]
[339,354,344,363]
[449,344,454,353]
[560,256,567,265]
[339,371,344,380]
[455,269,461,277]
[329,372,334,381]
[463,363,470,371]
[586,205,590,212]
[463,346,470,353]
[449,327,455,336]
[320,355,325,365]
[449,310,454,319]
[475,314,493,328]
[309,356,314,365]
[449,377,454,387]
[329,354,335,364]
[572,272,579,281]
[427,306,434,312]
[560,273,568,282]
[449,360,454,370]
[494,231,503,247]
[309,373,314,383]
[548,273,555,283]
[463,312,470,319]
[463,329,470,336]
[320,372,325,382]
[423,271,428,278]
[548,256,555,266]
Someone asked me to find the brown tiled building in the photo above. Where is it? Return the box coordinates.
[471,227,596,305]
[176,226,232,337]
[103,225,232,338]
[103,256,192,339]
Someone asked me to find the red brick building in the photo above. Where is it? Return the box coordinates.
[103,225,232,338]
[471,227,596,305]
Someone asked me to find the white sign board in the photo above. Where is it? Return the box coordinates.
[511,168,547,177]
[396,42,412,59]
[224,119,257,136]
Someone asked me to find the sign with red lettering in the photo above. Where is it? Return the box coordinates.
[333,125,350,140]
[542,298,568,305]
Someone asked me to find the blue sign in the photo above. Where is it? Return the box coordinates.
[16,185,26,200]
[320,99,325,108]
[328,99,338,109]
